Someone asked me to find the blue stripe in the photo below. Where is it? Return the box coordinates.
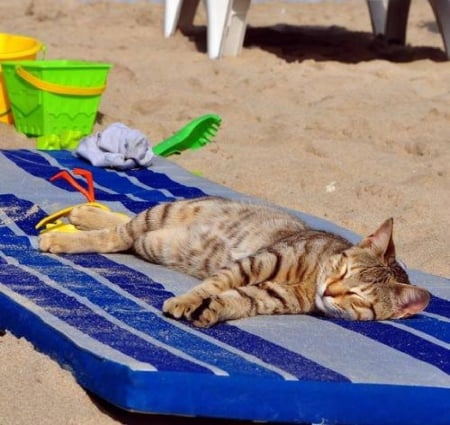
[0,207,211,374]
[426,296,450,320]
[0,197,211,373]
[48,149,206,199]
[2,149,168,214]
[0,194,47,236]
[401,314,450,344]
[1,237,285,379]
[2,193,348,382]
[46,150,177,202]
[0,197,283,378]
[71,252,348,382]
[332,319,450,374]
[0,259,208,373]
[124,167,206,199]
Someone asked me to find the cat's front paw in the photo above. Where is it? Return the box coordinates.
[39,232,70,253]
[190,297,222,328]
[162,294,203,320]
[39,232,85,254]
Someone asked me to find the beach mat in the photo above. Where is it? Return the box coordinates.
[0,149,448,425]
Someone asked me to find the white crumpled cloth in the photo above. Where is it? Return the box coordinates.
[76,123,154,170]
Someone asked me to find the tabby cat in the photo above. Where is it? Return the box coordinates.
[39,196,430,327]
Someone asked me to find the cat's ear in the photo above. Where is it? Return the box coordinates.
[391,283,430,319]
[359,218,396,265]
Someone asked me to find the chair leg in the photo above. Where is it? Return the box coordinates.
[366,0,411,44]
[429,0,450,59]
[205,0,232,59]
[205,0,251,59]
[221,0,251,57]
[367,0,389,35]
[164,0,201,37]
[164,0,183,37]
[178,0,201,32]
[384,0,411,44]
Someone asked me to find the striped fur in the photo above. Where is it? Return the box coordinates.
[39,197,430,327]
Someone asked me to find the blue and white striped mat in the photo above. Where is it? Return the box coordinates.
[0,149,448,424]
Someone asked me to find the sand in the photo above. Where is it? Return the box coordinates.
[0,0,448,423]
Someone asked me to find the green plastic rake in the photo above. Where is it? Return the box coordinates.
[152,114,222,157]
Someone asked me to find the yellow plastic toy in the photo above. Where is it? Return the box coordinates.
[36,168,127,234]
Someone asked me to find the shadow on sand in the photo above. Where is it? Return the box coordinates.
[182,22,446,63]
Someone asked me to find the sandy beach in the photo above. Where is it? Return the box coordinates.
[0,0,449,423]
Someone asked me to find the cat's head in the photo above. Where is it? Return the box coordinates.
[315,218,430,321]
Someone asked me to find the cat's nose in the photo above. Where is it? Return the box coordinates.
[323,281,345,297]
[323,287,332,297]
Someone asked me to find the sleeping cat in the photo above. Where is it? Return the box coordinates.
[39,196,430,327]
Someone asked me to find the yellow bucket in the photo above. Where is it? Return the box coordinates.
[0,33,44,124]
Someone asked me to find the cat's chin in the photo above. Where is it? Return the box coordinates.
[314,276,328,314]
[314,295,355,320]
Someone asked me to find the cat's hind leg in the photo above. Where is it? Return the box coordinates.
[132,226,219,278]
[39,224,134,254]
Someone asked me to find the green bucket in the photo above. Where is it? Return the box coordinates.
[1,60,112,138]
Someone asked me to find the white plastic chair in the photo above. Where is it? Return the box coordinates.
[164,0,251,59]
[165,0,450,60]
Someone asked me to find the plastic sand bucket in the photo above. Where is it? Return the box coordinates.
[0,33,44,124]
[1,60,112,140]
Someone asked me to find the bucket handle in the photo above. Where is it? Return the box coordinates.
[16,66,106,96]
[37,44,47,60]
[0,108,11,118]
